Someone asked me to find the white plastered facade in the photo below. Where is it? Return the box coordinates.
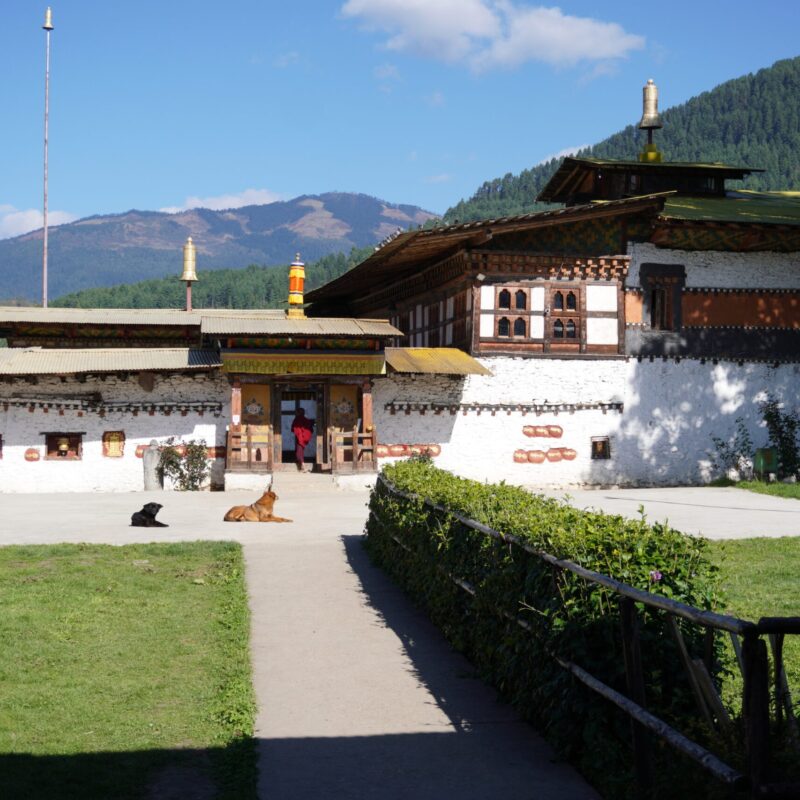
[0,373,230,492]
[373,358,800,488]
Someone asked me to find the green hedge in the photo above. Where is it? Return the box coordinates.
[365,460,727,798]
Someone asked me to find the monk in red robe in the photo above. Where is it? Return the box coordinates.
[291,408,314,471]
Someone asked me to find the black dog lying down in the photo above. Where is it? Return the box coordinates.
[131,502,169,527]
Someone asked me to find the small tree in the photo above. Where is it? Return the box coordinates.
[157,438,210,491]
[709,417,753,479]
[760,396,800,478]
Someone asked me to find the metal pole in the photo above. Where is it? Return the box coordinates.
[42,8,54,308]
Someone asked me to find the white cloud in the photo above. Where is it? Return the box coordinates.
[160,188,283,214]
[537,143,590,164]
[0,204,77,240]
[424,173,453,184]
[341,1,644,72]
[343,0,499,62]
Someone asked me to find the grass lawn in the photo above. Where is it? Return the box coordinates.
[707,537,800,714]
[735,480,800,500]
[711,477,800,500]
[0,541,256,800]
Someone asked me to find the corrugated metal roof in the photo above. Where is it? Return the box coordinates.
[385,348,491,375]
[0,307,400,338]
[0,307,201,326]
[202,315,400,337]
[0,348,221,375]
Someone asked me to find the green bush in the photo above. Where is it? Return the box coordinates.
[760,395,800,478]
[157,438,211,491]
[365,460,726,798]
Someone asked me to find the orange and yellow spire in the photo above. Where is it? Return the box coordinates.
[287,253,306,318]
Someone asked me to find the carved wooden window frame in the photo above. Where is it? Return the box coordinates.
[640,264,685,332]
[591,436,611,460]
[546,284,583,348]
[44,432,84,461]
[497,288,512,310]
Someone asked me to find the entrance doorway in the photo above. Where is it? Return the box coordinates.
[279,390,319,468]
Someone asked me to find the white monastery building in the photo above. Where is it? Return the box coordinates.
[1,85,799,491]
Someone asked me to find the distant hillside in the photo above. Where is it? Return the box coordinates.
[445,56,800,223]
[52,247,373,310]
[0,193,435,301]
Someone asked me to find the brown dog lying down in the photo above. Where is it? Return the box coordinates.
[223,483,292,522]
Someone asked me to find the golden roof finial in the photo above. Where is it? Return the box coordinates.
[638,79,663,163]
[43,7,54,30]
[181,237,198,283]
[638,79,663,131]
[287,253,306,318]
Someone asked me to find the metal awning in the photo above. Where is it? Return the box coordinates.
[384,348,491,376]
[0,347,221,375]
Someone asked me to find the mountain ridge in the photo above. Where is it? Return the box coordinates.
[0,192,436,301]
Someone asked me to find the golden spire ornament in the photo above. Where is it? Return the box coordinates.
[181,237,198,311]
[638,79,663,163]
[287,253,306,318]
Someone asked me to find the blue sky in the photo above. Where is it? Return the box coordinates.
[1,0,799,238]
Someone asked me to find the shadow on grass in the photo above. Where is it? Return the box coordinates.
[0,739,256,800]
[1,535,594,800]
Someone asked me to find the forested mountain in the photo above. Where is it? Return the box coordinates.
[53,247,373,310]
[445,56,800,223]
[0,193,434,301]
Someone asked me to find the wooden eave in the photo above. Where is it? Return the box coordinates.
[0,321,200,345]
[537,157,761,203]
[308,193,670,308]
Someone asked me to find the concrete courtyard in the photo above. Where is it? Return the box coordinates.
[0,479,796,798]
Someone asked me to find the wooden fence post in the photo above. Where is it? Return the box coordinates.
[742,632,770,797]
[620,597,655,797]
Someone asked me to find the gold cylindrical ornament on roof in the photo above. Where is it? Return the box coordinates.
[43,7,54,30]
[287,252,306,318]
[638,78,662,130]
[181,237,198,282]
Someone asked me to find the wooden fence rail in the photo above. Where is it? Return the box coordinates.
[376,474,800,799]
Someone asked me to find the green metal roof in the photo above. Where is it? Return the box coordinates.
[661,191,800,226]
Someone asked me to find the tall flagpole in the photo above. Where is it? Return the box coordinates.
[42,7,54,308]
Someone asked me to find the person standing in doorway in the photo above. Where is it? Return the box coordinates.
[291,407,315,471]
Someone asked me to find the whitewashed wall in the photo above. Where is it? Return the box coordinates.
[373,357,800,488]
[627,243,800,289]
[0,373,230,492]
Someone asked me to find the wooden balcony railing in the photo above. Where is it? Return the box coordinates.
[226,425,272,471]
[330,427,377,473]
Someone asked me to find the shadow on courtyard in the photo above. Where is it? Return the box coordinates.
[0,535,591,800]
